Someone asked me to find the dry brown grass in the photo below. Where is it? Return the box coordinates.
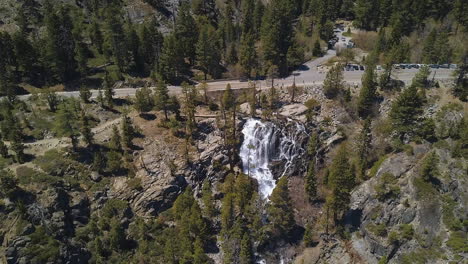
[352,31,379,52]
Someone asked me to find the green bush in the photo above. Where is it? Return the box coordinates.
[413,177,438,200]
[24,226,60,263]
[127,177,142,191]
[16,166,60,185]
[369,155,387,178]
[388,231,399,244]
[442,195,463,231]
[447,231,468,253]
[399,224,414,240]
[375,173,400,201]
[368,223,387,237]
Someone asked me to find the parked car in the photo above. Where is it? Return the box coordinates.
[429,64,439,69]
[376,65,382,70]
[359,65,365,70]
[449,64,458,69]
[440,64,449,69]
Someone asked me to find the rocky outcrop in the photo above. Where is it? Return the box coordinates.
[110,119,228,216]
[345,148,468,263]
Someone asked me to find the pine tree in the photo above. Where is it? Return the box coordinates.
[104,5,127,72]
[239,233,253,264]
[323,64,344,99]
[110,125,122,152]
[287,37,304,70]
[196,22,220,80]
[126,23,143,72]
[80,109,93,147]
[356,118,372,180]
[154,77,170,120]
[303,223,314,246]
[239,32,257,78]
[103,74,114,108]
[199,81,209,104]
[305,161,317,201]
[357,63,377,118]
[121,114,135,149]
[44,5,77,82]
[158,34,185,82]
[44,89,59,112]
[175,3,198,65]
[134,85,153,115]
[202,180,215,217]
[54,101,79,150]
[389,84,424,140]
[268,176,295,236]
[109,218,126,250]
[97,88,104,107]
[89,19,103,54]
[328,144,355,223]
[79,86,92,104]
[193,238,209,264]
[0,140,8,158]
[312,40,322,57]
[11,134,25,164]
[182,82,198,136]
[420,152,439,182]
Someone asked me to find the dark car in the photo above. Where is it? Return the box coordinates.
[429,64,439,69]
[359,65,364,71]
[440,64,449,69]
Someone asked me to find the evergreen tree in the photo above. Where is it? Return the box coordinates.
[134,85,153,114]
[126,23,143,72]
[89,19,103,54]
[193,238,209,264]
[11,134,25,164]
[239,233,253,264]
[96,88,104,107]
[104,5,128,72]
[202,180,216,217]
[268,176,295,236]
[79,86,92,104]
[109,125,122,152]
[154,77,170,120]
[159,34,185,82]
[323,64,344,99]
[305,161,317,201]
[175,3,198,65]
[80,109,93,147]
[44,89,59,112]
[453,54,467,101]
[357,63,377,118]
[328,144,355,223]
[356,118,372,180]
[287,37,304,70]
[103,74,114,108]
[196,22,221,80]
[109,219,126,251]
[420,152,439,182]
[389,84,424,140]
[260,0,294,76]
[44,5,77,82]
[0,140,8,158]
[121,114,135,149]
[303,223,314,246]
[139,19,163,71]
[239,32,257,78]
[54,101,79,150]
[312,40,322,57]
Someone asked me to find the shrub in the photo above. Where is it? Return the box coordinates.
[388,231,399,244]
[413,177,438,200]
[127,177,142,191]
[368,223,387,237]
[25,226,60,263]
[369,155,387,178]
[399,224,414,240]
[446,231,468,253]
[375,172,400,201]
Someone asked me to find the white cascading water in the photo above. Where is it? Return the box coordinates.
[240,118,306,199]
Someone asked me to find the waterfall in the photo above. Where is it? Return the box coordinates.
[240,118,307,199]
